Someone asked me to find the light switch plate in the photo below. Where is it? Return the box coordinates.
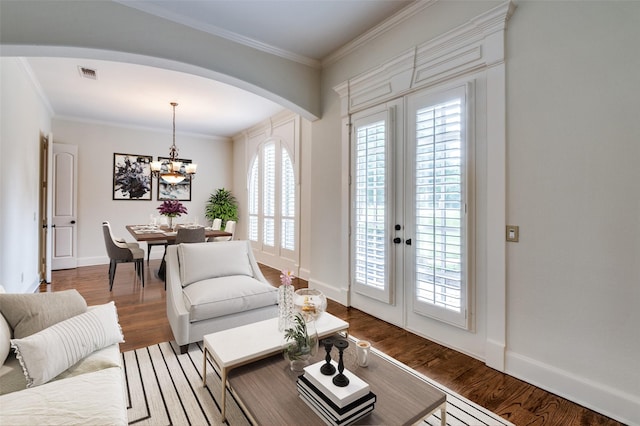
[506,225,519,242]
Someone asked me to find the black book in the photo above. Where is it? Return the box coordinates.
[297,375,376,420]
[298,391,375,426]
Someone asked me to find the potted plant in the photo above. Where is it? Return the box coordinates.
[205,188,238,228]
[282,313,318,372]
[157,200,187,230]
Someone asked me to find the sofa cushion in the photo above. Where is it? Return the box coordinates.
[178,241,254,287]
[10,302,124,388]
[0,289,87,339]
[182,275,278,322]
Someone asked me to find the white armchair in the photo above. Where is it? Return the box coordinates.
[165,241,278,353]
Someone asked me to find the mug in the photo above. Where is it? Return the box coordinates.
[356,340,371,367]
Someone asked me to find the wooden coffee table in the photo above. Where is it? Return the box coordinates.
[227,339,447,425]
[202,313,349,421]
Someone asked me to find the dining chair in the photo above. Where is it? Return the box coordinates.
[161,226,206,289]
[175,227,206,244]
[206,218,223,242]
[102,222,144,291]
[213,220,235,242]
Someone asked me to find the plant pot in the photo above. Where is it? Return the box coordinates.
[282,315,318,372]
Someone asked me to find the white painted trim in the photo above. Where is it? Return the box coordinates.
[323,0,438,67]
[334,0,515,372]
[113,0,321,69]
[506,351,639,426]
[16,58,54,116]
[309,278,349,306]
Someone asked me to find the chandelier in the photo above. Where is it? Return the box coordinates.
[150,102,197,185]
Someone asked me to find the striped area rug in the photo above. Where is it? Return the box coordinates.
[122,341,513,426]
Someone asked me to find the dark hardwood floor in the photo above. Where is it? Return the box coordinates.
[46,261,620,426]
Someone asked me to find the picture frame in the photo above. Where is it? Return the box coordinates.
[156,157,193,201]
[113,153,152,200]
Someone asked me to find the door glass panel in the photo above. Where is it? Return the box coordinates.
[414,98,464,313]
[354,119,387,293]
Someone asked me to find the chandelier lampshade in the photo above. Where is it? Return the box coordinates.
[151,102,197,185]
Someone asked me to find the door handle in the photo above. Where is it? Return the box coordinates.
[70,220,76,224]
[405,238,412,246]
[395,224,402,231]
[393,237,402,244]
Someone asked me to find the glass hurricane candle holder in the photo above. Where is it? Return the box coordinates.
[294,288,327,322]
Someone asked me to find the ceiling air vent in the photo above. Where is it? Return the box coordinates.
[78,66,98,80]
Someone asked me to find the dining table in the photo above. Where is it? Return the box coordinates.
[126,224,233,281]
[126,224,232,242]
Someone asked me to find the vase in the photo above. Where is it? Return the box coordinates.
[282,316,318,372]
[166,216,173,230]
[293,288,327,322]
[278,284,295,332]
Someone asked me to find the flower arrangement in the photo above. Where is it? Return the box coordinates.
[280,269,294,286]
[157,200,188,218]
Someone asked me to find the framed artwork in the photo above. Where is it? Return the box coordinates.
[113,153,152,200]
[156,157,192,201]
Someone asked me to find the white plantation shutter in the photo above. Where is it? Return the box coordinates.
[352,110,392,302]
[248,157,259,242]
[263,142,276,247]
[411,85,469,328]
[281,147,295,251]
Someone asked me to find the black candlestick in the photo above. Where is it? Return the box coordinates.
[332,339,350,387]
[320,338,336,375]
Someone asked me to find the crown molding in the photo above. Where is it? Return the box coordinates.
[115,1,321,69]
[322,0,438,68]
[53,115,230,142]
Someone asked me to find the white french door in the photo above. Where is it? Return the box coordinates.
[350,84,473,333]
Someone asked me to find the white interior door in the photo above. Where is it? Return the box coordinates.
[51,143,78,270]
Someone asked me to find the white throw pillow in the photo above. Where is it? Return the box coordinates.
[10,301,124,388]
[178,241,254,287]
[0,313,10,365]
[0,285,10,364]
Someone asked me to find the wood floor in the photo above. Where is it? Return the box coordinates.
[46,260,620,426]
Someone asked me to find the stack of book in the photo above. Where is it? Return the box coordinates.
[296,360,376,425]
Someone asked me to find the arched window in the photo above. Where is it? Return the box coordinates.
[248,140,296,254]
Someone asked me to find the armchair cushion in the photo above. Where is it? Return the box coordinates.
[10,302,124,388]
[182,275,278,322]
[178,241,254,287]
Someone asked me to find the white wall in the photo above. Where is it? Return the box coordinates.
[309,1,639,424]
[504,2,640,423]
[51,118,233,265]
[0,58,52,293]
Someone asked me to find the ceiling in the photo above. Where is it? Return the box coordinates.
[24,0,414,138]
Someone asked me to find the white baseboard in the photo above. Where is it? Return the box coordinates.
[485,338,505,371]
[506,351,639,426]
[77,256,109,267]
[298,267,311,281]
[308,278,348,306]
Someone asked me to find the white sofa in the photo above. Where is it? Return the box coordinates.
[0,289,127,425]
[166,240,279,353]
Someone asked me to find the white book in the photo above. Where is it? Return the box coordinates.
[303,360,370,408]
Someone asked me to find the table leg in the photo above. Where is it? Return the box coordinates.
[221,367,228,422]
[203,347,208,386]
[440,401,447,426]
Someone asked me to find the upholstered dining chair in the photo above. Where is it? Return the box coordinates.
[206,218,222,242]
[102,222,145,291]
[213,220,235,242]
[162,226,206,288]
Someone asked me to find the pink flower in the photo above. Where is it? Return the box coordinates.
[280,269,294,286]
[157,200,188,217]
